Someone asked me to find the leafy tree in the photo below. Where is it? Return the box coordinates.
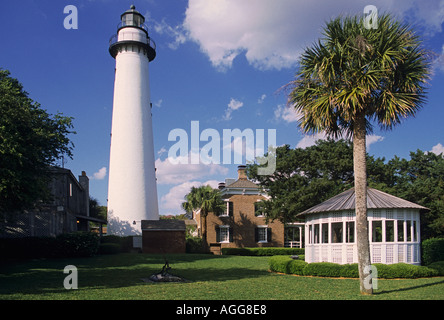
[0,69,75,215]
[287,14,430,294]
[248,139,390,223]
[89,197,107,221]
[382,150,444,239]
[182,185,225,250]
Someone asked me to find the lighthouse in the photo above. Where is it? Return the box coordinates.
[107,5,159,235]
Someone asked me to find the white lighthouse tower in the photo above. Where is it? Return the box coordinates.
[107,5,159,235]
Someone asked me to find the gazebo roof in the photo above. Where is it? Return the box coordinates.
[297,187,428,216]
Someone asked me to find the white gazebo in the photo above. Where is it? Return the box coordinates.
[298,188,428,265]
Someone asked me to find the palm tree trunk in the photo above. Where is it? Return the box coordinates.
[353,112,373,295]
[202,210,208,252]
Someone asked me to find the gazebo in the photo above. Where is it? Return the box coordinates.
[297,188,428,265]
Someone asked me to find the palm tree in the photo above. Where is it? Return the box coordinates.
[289,14,430,294]
[182,185,225,251]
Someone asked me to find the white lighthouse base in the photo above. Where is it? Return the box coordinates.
[107,211,141,236]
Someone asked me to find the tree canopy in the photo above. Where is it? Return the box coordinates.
[0,69,75,214]
[247,139,443,240]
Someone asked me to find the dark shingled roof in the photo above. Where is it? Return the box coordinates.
[297,187,428,216]
[141,220,186,231]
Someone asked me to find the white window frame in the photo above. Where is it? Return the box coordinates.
[257,225,268,243]
[219,225,230,243]
[220,200,231,217]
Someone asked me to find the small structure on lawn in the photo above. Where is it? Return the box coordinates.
[141,220,186,254]
[297,187,428,265]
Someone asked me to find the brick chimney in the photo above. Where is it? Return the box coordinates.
[237,165,247,180]
[79,171,90,217]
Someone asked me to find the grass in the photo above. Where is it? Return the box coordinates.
[0,253,443,300]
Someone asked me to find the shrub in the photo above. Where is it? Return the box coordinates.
[422,238,444,266]
[56,232,100,257]
[222,247,304,256]
[288,259,308,275]
[268,256,438,279]
[100,235,135,253]
[339,264,359,278]
[427,261,444,276]
[368,263,437,279]
[186,237,205,253]
[99,243,121,255]
[269,256,293,273]
[302,262,343,277]
[0,232,100,259]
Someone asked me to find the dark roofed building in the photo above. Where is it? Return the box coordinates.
[0,167,106,238]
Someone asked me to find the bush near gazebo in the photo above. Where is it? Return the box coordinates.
[269,256,442,279]
[422,238,444,265]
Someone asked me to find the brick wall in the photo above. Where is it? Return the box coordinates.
[206,194,285,249]
[142,230,186,254]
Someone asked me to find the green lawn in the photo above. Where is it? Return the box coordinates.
[1,253,443,300]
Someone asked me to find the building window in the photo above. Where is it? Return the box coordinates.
[321,223,329,243]
[406,220,412,241]
[372,220,383,242]
[256,226,271,243]
[397,220,404,241]
[313,224,320,244]
[413,221,418,242]
[386,220,394,242]
[346,221,355,243]
[216,225,232,243]
[222,201,233,216]
[331,222,343,243]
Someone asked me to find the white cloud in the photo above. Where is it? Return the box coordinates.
[160,180,220,212]
[90,167,107,180]
[365,135,385,149]
[157,146,167,156]
[274,104,302,123]
[296,134,384,149]
[183,0,444,71]
[155,153,229,185]
[432,44,444,75]
[431,143,444,155]
[258,94,267,104]
[153,18,187,50]
[223,98,244,120]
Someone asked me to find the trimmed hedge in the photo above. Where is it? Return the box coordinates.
[422,238,444,266]
[100,235,133,253]
[98,243,122,255]
[427,261,444,276]
[222,247,304,256]
[0,232,100,259]
[269,256,439,279]
[186,237,205,253]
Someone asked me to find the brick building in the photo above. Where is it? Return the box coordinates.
[194,165,286,254]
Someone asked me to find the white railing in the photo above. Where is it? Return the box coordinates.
[305,242,421,265]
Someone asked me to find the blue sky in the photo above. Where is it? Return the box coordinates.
[1,0,443,216]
